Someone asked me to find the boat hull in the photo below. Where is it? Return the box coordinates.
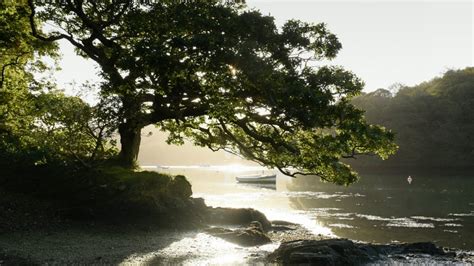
[235,174,276,184]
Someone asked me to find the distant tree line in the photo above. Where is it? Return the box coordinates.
[349,67,474,173]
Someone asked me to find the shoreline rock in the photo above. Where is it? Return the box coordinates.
[267,238,473,265]
[205,221,271,247]
[205,206,272,232]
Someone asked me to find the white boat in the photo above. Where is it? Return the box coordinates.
[235,174,276,184]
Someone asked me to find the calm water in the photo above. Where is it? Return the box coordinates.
[288,173,474,250]
[150,165,474,251]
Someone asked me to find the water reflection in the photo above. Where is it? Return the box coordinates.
[238,183,277,190]
[148,166,474,251]
[288,174,474,250]
[120,166,334,265]
[154,166,334,236]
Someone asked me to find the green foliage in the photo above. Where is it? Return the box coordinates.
[0,2,191,224]
[31,92,118,166]
[92,167,192,210]
[351,67,474,171]
[0,1,117,169]
[96,166,173,203]
[0,1,56,167]
[28,0,397,184]
[0,90,118,168]
[0,0,56,75]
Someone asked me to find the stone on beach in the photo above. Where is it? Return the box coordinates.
[206,207,272,232]
[205,221,272,247]
[267,238,468,265]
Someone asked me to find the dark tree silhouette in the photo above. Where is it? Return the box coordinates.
[351,68,474,172]
[27,0,396,184]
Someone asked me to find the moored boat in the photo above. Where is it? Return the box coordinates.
[235,174,276,184]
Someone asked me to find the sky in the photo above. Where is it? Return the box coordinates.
[55,0,473,97]
[51,1,473,165]
[246,0,473,91]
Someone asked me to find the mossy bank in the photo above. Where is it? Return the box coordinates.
[1,164,206,231]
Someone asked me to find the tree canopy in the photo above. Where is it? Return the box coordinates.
[25,0,396,184]
[351,67,474,171]
[0,1,116,168]
[0,0,56,165]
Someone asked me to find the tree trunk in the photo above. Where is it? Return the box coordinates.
[118,123,141,168]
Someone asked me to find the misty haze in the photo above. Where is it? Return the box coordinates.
[1,0,473,265]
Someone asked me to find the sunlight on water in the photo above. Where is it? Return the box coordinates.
[410,216,460,222]
[154,165,336,237]
[193,191,335,237]
[131,164,337,264]
[444,229,459,234]
[385,220,435,228]
[449,212,474,217]
[193,192,269,205]
[134,166,474,260]
[354,214,435,228]
[211,164,267,173]
[283,191,365,199]
[263,209,335,237]
[444,223,463,227]
[142,164,266,172]
[329,223,355,228]
[141,165,160,169]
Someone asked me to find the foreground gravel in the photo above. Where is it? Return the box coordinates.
[0,222,321,265]
[0,227,195,265]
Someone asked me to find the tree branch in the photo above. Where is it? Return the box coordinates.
[341,145,374,158]
[0,51,30,88]
[28,0,65,42]
[233,119,299,155]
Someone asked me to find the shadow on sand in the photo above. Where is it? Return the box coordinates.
[0,226,200,265]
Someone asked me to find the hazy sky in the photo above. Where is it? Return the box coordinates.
[55,0,473,97]
[247,0,473,90]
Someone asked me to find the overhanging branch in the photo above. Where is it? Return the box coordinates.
[28,0,65,42]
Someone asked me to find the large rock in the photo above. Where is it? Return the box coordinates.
[268,239,378,265]
[155,197,208,229]
[400,242,446,255]
[205,221,271,247]
[167,175,192,199]
[207,207,272,232]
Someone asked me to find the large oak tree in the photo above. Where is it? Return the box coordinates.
[27,0,396,184]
